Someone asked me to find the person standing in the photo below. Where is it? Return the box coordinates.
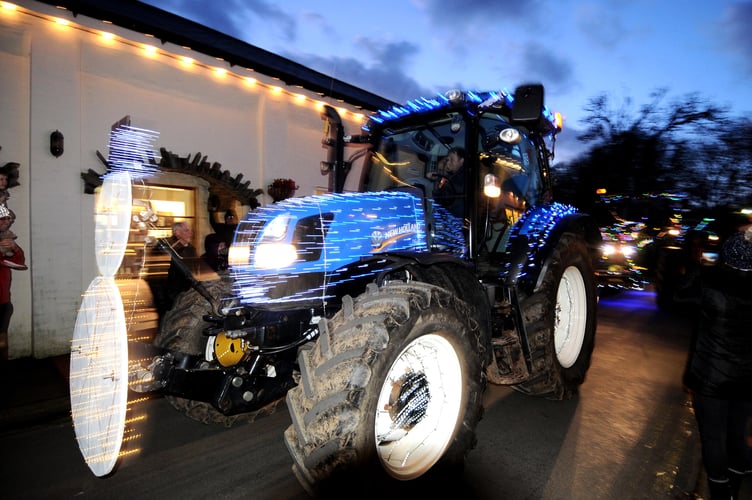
[163,221,198,313]
[681,228,752,499]
[201,232,226,272]
[209,208,238,248]
[0,204,26,360]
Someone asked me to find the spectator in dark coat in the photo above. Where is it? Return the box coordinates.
[201,232,226,272]
[210,209,238,248]
[681,228,752,500]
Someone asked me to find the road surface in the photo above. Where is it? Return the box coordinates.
[1,289,711,499]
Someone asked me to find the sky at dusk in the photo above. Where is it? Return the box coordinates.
[142,0,752,162]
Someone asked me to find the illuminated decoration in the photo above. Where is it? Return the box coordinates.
[94,171,132,276]
[71,121,159,476]
[428,203,466,257]
[365,89,560,136]
[106,123,160,180]
[231,191,445,306]
[71,171,133,477]
[70,276,128,477]
[502,203,578,281]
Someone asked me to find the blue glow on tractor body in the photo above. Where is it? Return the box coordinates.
[502,202,578,283]
[231,191,436,307]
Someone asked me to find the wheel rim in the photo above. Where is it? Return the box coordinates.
[374,333,463,480]
[555,266,588,368]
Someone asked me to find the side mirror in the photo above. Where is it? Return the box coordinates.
[511,84,544,123]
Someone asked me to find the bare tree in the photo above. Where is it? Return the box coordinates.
[553,89,744,212]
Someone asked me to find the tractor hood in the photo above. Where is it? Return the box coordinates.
[228,191,431,308]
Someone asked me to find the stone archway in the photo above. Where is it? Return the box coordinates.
[81,148,263,209]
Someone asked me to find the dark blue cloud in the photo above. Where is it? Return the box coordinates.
[721,2,752,74]
[144,0,567,104]
[574,5,628,49]
[285,39,434,103]
[145,0,296,42]
[421,0,541,24]
[520,43,575,91]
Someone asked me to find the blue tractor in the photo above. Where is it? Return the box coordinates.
[132,84,601,492]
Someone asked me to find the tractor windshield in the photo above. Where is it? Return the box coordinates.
[361,112,466,202]
[478,114,543,211]
[476,114,545,255]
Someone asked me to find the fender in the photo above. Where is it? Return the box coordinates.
[501,203,601,295]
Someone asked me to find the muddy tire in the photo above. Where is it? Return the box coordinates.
[513,232,597,400]
[284,282,486,495]
[154,278,284,426]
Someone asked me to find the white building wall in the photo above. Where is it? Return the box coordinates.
[0,1,369,358]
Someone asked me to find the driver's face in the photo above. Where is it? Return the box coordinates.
[445,151,463,175]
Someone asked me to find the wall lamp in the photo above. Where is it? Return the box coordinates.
[50,130,64,157]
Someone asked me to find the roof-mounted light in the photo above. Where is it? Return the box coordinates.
[445,89,465,103]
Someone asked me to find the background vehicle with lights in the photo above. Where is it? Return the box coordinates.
[127,84,601,492]
[591,193,685,292]
[654,206,750,310]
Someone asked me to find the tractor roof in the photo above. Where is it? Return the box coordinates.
[364,89,562,137]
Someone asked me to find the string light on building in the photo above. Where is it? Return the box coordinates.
[0,2,369,125]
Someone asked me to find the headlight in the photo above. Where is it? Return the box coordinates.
[602,243,616,256]
[254,242,298,269]
[250,214,298,269]
[228,245,251,267]
[622,245,636,258]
